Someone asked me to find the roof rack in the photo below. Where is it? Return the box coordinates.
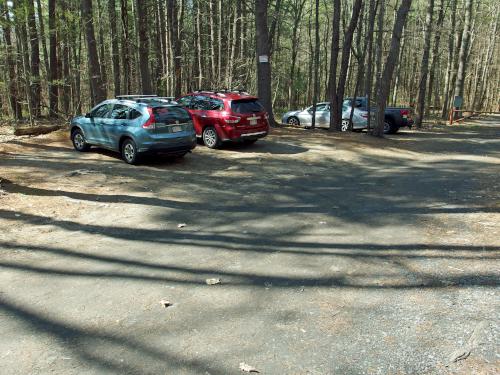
[116,94,158,100]
[194,89,250,96]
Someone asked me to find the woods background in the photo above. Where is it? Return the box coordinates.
[0,0,499,126]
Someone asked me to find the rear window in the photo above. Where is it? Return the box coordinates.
[153,106,191,124]
[231,99,264,114]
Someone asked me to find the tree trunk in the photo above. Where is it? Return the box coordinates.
[1,1,22,119]
[427,0,445,111]
[81,0,106,105]
[453,0,473,115]
[311,0,320,130]
[415,0,434,128]
[26,0,41,117]
[255,0,276,125]
[135,0,152,93]
[167,0,182,97]
[372,0,412,137]
[333,0,363,131]
[48,0,59,116]
[441,0,457,118]
[120,0,131,93]
[365,0,376,132]
[328,0,341,131]
[108,0,121,96]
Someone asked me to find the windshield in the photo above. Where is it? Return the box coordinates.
[231,99,264,114]
[153,106,191,124]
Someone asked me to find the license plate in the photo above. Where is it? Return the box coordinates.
[249,119,257,125]
[172,125,183,133]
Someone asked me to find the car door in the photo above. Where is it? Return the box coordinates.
[189,95,211,134]
[86,104,113,145]
[177,95,202,135]
[314,103,330,128]
[105,104,131,150]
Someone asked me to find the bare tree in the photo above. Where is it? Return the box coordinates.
[332,0,363,131]
[108,0,121,96]
[328,0,341,131]
[136,0,152,93]
[372,0,413,137]
[453,0,474,116]
[255,0,276,125]
[81,0,106,105]
[415,0,435,128]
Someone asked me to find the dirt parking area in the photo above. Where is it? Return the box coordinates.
[0,118,499,374]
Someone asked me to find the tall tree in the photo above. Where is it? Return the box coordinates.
[453,0,474,115]
[332,0,363,131]
[26,0,40,117]
[135,0,152,94]
[255,0,276,125]
[328,0,341,131]
[415,0,435,128]
[48,0,59,115]
[81,0,106,105]
[167,0,182,97]
[372,0,413,137]
[108,0,120,96]
[1,0,22,119]
[311,0,320,129]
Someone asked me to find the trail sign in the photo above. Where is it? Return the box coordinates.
[453,96,463,108]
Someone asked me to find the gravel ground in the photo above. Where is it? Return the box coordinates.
[0,117,499,374]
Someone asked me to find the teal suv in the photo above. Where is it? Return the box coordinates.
[70,96,197,164]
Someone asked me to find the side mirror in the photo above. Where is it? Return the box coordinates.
[85,113,92,118]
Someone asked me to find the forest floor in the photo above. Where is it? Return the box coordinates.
[0,116,499,375]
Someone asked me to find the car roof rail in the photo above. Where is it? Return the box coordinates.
[116,94,158,100]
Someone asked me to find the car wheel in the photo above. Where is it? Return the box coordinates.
[121,138,139,164]
[72,129,90,152]
[384,121,398,134]
[341,119,351,132]
[203,126,221,149]
[287,117,300,126]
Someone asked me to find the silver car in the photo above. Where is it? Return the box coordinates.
[282,102,369,131]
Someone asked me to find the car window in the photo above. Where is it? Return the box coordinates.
[315,103,328,112]
[231,99,264,114]
[192,95,208,110]
[109,104,130,120]
[91,104,113,118]
[153,106,191,124]
[129,109,142,120]
[177,96,192,108]
[206,97,224,111]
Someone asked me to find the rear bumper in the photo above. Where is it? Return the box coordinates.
[138,137,197,154]
[218,125,269,141]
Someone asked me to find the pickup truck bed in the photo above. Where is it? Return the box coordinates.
[345,97,414,134]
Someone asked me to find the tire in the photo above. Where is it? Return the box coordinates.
[71,129,90,152]
[341,119,351,132]
[202,126,221,149]
[287,116,300,126]
[121,138,139,164]
[384,120,399,134]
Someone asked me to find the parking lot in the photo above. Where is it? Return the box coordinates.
[0,118,499,374]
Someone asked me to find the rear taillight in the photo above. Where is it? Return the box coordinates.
[142,107,156,129]
[400,109,410,118]
[225,116,241,124]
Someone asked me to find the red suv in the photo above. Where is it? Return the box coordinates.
[176,90,269,148]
